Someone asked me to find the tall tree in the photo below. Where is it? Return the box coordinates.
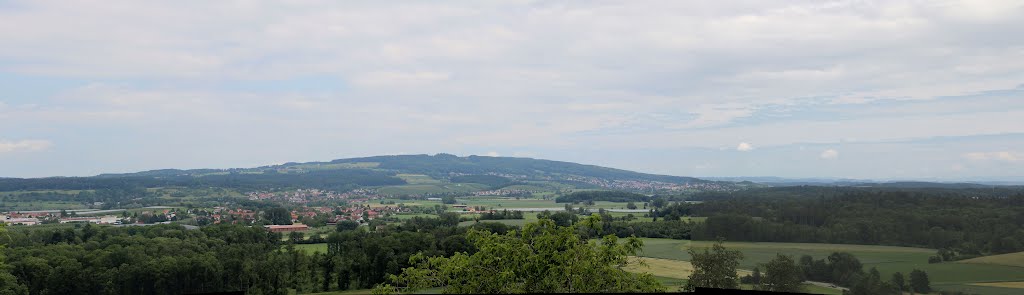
[890,272,905,293]
[828,252,863,286]
[0,224,28,295]
[265,207,293,225]
[909,269,931,294]
[684,239,743,291]
[651,198,668,209]
[378,216,663,294]
[757,254,804,292]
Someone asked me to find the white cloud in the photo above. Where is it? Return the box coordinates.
[951,164,965,171]
[964,151,1020,163]
[511,151,536,158]
[820,149,839,160]
[485,151,500,157]
[352,71,452,87]
[0,140,53,153]
[0,1,1023,178]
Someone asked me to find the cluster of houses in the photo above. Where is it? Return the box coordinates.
[246,188,384,204]
[326,205,409,224]
[192,204,413,227]
[198,207,258,224]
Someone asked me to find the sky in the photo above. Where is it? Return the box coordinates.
[1,0,1023,180]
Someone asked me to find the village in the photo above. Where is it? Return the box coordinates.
[0,188,495,234]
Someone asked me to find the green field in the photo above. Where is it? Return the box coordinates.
[457,214,541,227]
[293,243,329,254]
[376,183,489,195]
[960,251,1024,268]
[393,213,438,220]
[634,238,1024,295]
[455,198,558,208]
[292,162,380,170]
[396,174,442,184]
[1,190,88,196]
[0,201,87,211]
[4,222,80,232]
[498,184,552,192]
[453,198,651,210]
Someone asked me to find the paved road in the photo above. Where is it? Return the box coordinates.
[806,281,848,291]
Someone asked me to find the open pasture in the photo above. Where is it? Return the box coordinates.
[0,201,87,211]
[375,183,489,196]
[396,174,441,184]
[635,238,1024,295]
[960,251,1024,268]
[293,243,329,254]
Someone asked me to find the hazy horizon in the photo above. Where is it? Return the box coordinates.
[2,1,1023,180]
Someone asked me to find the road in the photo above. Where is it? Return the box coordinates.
[806,281,848,292]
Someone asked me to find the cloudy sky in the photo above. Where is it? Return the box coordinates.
[2,0,1023,180]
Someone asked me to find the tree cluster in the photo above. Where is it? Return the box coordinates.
[673,187,1024,256]
[378,216,663,294]
[554,190,650,203]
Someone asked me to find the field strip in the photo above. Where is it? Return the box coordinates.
[623,256,751,280]
[687,241,934,253]
[959,251,1024,268]
[969,281,1024,289]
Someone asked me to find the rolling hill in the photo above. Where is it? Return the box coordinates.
[2,154,731,193]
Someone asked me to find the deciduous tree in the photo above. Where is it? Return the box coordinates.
[684,239,743,291]
[910,269,931,293]
[757,254,804,292]
[379,216,663,294]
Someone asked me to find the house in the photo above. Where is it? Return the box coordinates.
[3,218,39,226]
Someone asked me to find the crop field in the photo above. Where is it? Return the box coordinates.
[960,251,1024,268]
[634,238,1024,295]
[0,201,87,211]
[622,256,840,294]
[4,222,79,232]
[452,198,655,211]
[652,276,688,291]
[293,243,329,254]
[292,162,380,170]
[455,198,559,208]
[376,183,489,195]
[396,174,441,184]
[0,190,88,196]
[498,184,551,191]
[392,213,438,220]
[938,284,1024,295]
[458,214,540,227]
[973,281,1024,288]
[623,256,697,279]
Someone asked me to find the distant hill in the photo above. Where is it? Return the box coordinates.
[4,154,725,192]
[702,176,1018,188]
[325,154,709,184]
[105,154,714,184]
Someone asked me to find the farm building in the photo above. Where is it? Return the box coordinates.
[264,224,309,233]
[2,218,39,226]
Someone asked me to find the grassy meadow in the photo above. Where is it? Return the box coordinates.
[960,251,1024,268]
[633,238,1024,295]
[376,183,490,196]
